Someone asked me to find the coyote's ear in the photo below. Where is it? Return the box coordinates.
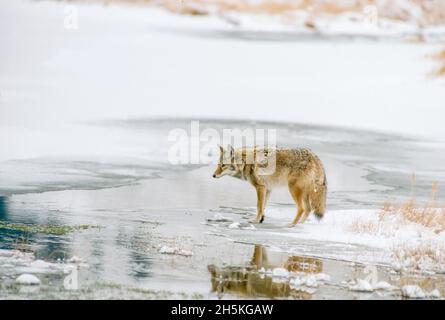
[217,145,224,162]
[228,145,235,159]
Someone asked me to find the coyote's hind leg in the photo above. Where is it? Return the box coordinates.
[301,194,312,224]
[288,182,304,227]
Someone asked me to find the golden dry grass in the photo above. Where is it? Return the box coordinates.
[393,242,445,271]
[347,181,445,271]
[379,200,445,234]
[158,0,445,25]
[72,0,445,26]
[431,49,445,77]
[349,181,445,235]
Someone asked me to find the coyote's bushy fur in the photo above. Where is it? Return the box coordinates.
[213,146,327,226]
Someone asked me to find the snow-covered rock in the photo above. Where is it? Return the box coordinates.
[16,274,41,285]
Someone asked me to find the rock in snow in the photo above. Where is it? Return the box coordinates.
[16,274,41,285]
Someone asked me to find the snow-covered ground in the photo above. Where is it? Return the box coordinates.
[1,0,445,143]
[208,204,445,273]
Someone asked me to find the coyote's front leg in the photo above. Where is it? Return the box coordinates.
[252,186,270,224]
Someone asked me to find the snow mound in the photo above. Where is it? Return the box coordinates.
[349,279,374,292]
[272,268,289,278]
[16,274,41,285]
[290,273,331,289]
[401,285,426,299]
[349,279,396,292]
[228,222,240,229]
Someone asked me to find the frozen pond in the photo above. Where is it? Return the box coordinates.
[1,0,445,299]
[1,119,445,299]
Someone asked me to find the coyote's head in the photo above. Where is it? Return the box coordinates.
[212,145,241,179]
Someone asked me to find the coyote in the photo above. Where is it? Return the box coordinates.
[212,146,327,226]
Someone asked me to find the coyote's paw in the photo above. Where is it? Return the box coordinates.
[286,222,297,228]
[250,216,265,224]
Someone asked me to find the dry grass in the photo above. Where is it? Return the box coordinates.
[380,179,445,234]
[431,49,445,78]
[393,242,445,271]
[347,180,445,272]
[71,0,445,26]
[349,181,445,235]
[158,0,445,25]
[162,0,360,16]
[379,200,445,234]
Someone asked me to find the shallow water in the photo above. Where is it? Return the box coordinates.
[1,119,445,299]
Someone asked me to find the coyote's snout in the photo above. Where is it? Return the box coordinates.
[213,146,327,226]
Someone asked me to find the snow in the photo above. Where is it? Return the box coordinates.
[158,246,193,257]
[272,267,289,278]
[16,274,41,285]
[0,0,444,161]
[349,279,395,292]
[374,281,395,291]
[401,285,426,299]
[257,207,445,272]
[289,273,331,289]
[208,213,233,223]
[67,256,85,264]
[428,289,441,299]
[257,265,330,288]
[1,249,89,285]
[349,279,374,292]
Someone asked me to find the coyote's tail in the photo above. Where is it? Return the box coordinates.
[312,173,327,220]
